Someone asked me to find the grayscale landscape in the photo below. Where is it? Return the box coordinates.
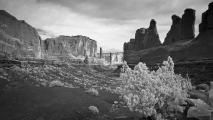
[0,0,213,120]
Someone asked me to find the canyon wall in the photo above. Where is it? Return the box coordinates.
[163,9,195,45]
[0,10,42,58]
[0,10,97,60]
[124,2,213,66]
[123,19,161,61]
[42,35,97,59]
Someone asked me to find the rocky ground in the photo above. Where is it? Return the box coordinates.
[0,62,212,120]
[0,63,140,120]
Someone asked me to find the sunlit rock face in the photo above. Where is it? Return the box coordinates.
[42,35,97,59]
[0,10,42,58]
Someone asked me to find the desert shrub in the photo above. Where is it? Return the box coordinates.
[49,80,65,87]
[88,106,99,114]
[85,88,99,96]
[116,56,192,119]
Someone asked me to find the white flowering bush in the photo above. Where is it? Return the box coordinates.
[85,88,99,96]
[116,56,192,119]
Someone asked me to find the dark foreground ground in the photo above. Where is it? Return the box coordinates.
[0,63,212,120]
[0,64,140,120]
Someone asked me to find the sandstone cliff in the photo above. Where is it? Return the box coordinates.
[124,19,161,51]
[42,35,97,59]
[143,19,161,49]
[164,9,195,45]
[123,19,161,61]
[181,8,196,40]
[199,2,213,34]
[163,15,182,45]
[0,10,42,58]
[124,2,213,65]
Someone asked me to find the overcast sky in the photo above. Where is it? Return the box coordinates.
[0,0,211,51]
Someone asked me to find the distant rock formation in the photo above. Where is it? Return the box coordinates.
[163,15,182,45]
[164,9,195,45]
[143,19,161,49]
[181,9,196,40]
[124,19,161,51]
[199,2,213,33]
[0,10,98,60]
[42,35,97,59]
[0,10,42,58]
[123,19,161,61]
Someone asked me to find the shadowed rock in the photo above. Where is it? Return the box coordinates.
[181,8,196,40]
[164,15,182,45]
[135,28,146,50]
[143,19,161,49]
[199,2,213,33]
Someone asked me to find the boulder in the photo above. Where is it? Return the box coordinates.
[143,19,161,49]
[163,15,182,45]
[181,8,196,40]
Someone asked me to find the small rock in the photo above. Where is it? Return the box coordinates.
[196,84,209,92]
[88,106,99,115]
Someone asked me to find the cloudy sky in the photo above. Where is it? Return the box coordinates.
[0,0,211,51]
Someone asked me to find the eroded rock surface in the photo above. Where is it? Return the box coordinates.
[42,35,97,59]
[143,19,161,49]
[181,8,196,40]
[164,15,182,45]
[199,2,213,33]
[0,10,42,58]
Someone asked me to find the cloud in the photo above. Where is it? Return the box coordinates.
[0,0,212,51]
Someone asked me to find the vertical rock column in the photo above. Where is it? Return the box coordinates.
[181,9,196,40]
[199,2,213,33]
[100,47,103,59]
[143,19,161,49]
[163,15,182,45]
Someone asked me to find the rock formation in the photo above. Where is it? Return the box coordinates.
[181,8,196,40]
[163,15,182,45]
[0,10,42,58]
[123,19,161,51]
[143,19,161,49]
[164,9,195,45]
[134,28,147,50]
[199,2,213,33]
[42,35,97,59]
[123,19,161,62]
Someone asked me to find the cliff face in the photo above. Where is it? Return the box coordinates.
[164,9,195,45]
[181,9,196,40]
[163,15,182,45]
[124,19,161,51]
[123,19,161,61]
[0,10,98,60]
[42,35,97,59]
[124,2,213,65]
[143,19,161,49]
[0,10,42,58]
[199,2,213,34]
